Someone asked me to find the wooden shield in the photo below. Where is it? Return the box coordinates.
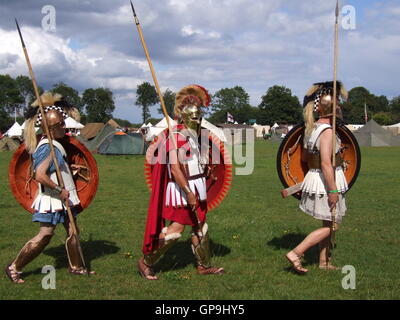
[9,136,99,214]
[276,123,361,199]
[144,129,232,211]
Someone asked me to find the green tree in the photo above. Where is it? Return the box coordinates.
[157,89,175,118]
[15,75,37,111]
[51,82,84,112]
[208,86,253,124]
[136,82,158,123]
[82,88,115,123]
[258,85,302,125]
[0,74,24,114]
[342,87,389,124]
[372,112,392,125]
[389,96,400,123]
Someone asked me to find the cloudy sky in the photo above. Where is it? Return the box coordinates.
[0,0,399,123]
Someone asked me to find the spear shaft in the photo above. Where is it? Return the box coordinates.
[330,0,340,256]
[130,1,175,143]
[15,19,86,270]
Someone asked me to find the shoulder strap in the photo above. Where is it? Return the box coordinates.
[35,138,67,158]
[308,124,331,150]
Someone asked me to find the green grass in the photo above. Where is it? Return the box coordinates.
[0,140,399,300]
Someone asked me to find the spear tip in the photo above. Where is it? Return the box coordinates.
[130,0,137,17]
[335,0,339,17]
[15,18,26,48]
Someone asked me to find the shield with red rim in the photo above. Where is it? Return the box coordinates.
[9,135,99,214]
[144,129,232,211]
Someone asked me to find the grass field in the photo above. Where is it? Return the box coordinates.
[0,140,399,300]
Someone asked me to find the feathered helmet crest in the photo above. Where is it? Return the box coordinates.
[174,84,211,117]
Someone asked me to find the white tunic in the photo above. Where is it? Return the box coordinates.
[31,139,80,213]
[299,124,348,222]
[165,131,207,207]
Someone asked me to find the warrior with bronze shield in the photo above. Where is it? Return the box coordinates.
[6,92,98,283]
[138,85,232,280]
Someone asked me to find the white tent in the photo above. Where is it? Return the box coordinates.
[145,116,176,142]
[272,123,279,129]
[5,122,23,137]
[65,117,84,129]
[140,123,147,128]
[21,120,40,132]
[147,122,153,127]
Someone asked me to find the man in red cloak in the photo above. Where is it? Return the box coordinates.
[138,85,225,280]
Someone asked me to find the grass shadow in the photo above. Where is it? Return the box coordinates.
[266,232,319,267]
[155,238,230,273]
[43,236,120,271]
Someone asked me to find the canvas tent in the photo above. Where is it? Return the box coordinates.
[80,123,117,152]
[0,137,20,151]
[5,122,23,137]
[353,119,397,147]
[98,131,146,155]
[145,116,176,142]
[65,117,84,129]
[80,123,105,140]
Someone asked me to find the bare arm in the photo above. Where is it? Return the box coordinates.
[319,128,339,209]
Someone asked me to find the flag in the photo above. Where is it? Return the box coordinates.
[227,112,234,123]
[364,103,368,123]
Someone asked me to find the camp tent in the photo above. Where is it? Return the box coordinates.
[353,119,396,147]
[5,122,23,137]
[65,117,84,129]
[81,123,117,152]
[80,123,105,140]
[98,131,146,155]
[145,116,176,142]
[0,136,20,151]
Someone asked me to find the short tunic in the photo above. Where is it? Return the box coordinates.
[299,123,348,223]
[31,142,78,225]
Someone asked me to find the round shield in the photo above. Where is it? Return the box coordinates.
[144,129,232,211]
[9,135,99,214]
[276,123,361,199]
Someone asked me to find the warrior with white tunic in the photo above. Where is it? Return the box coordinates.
[285,81,349,274]
[138,85,226,280]
[5,93,94,283]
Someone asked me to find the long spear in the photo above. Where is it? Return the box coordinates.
[129,1,175,143]
[329,0,340,258]
[15,19,87,272]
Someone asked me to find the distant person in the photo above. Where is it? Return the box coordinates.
[285,81,349,274]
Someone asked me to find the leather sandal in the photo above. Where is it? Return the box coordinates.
[319,261,339,270]
[137,257,158,280]
[285,251,308,274]
[5,264,25,284]
[196,265,225,275]
[68,266,96,275]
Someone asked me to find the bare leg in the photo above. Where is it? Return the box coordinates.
[6,223,55,283]
[319,221,340,270]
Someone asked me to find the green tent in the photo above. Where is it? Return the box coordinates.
[78,123,116,152]
[98,132,146,155]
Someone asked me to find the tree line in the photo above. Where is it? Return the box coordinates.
[1,73,399,132]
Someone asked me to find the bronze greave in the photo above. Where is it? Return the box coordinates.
[65,234,85,271]
[144,229,181,266]
[191,224,212,268]
[12,235,53,272]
